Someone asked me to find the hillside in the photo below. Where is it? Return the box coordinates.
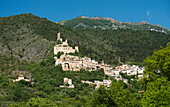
[0,13,170,65]
[57,16,170,34]
[0,13,170,107]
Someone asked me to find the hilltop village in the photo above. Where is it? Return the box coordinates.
[54,33,111,75]
[9,33,144,89]
[54,33,144,88]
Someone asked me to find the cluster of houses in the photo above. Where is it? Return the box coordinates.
[81,79,112,90]
[54,33,111,75]
[110,64,144,79]
[54,33,144,87]
[59,78,112,89]
[10,33,144,90]
[148,28,166,33]
[8,33,146,92]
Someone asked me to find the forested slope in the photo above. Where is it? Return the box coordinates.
[0,13,169,107]
[0,13,170,65]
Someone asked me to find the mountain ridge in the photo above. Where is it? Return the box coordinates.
[57,16,170,34]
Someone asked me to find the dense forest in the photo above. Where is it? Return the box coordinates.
[0,14,170,106]
[0,53,141,106]
[0,43,169,106]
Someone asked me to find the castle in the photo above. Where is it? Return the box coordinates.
[54,32,79,54]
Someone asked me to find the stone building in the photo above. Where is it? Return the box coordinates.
[13,75,30,82]
[81,79,112,90]
[54,54,112,73]
[64,77,69,84]
[54,33,79,54]
[60,77,74,88]
[54,33,112,74]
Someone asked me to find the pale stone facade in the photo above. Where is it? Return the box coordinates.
[54,54,111,74]
[54,33,79,54]
[64,77,69,84]
[68,79,72,85]
[60,77,74,88]
[54,33,112,74]
[110,64,144,79]
[81,79,112,90]
[13,75,29,82]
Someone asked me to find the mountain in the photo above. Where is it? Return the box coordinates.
[1,13,170,107]
[0,13,170,65]
[57,16,170,34]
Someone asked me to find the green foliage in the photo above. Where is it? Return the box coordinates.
[126,61,144,67]
[119,72,136,80]
[16,80,32,87]
[0,76,39,107]
[0,54,143,107]
[10,98,57,107]
[90,81,137,107]
[123,23,170,34]
[64,17,112,28]
[140,42,170,107]
[55,52,64,58]
[61,17,170,34]
[67,52,84,57]
[0,13,169,106]
[143,42,170,81]
[32,55,106,92]
[0,54,30,75]
[117,80,128,89]
[142,78,170,107]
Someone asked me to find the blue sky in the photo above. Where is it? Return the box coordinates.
[0,0,170,29]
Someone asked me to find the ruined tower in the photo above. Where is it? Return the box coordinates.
[57,32,60,41]
[57,32,62,41]
[102,60,104,65]
[75,46,79,52]
[62,39,68,46]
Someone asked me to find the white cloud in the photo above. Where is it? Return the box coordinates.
[147,11,150,16]
[147,10,151,21]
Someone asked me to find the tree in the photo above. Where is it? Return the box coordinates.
[140,42,170,107]
[90,81,133,107]
[142,78,170,107]
[143,42,170,82]
[10,98,56,107]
